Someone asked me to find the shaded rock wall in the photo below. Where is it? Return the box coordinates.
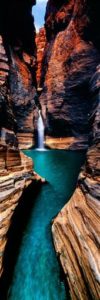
[52,66,100,299]
[0,1,41,279]
[40,0,100,149]
[0,34,35,277]
[0,0,38,149]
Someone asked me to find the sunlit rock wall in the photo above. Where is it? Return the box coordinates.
[40,0,100,149]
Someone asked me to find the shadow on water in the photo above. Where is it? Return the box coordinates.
[0,181,42,300]
[0,150,86,300]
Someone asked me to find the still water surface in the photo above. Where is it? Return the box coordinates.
[8,150,85,300]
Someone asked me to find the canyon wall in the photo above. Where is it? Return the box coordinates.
[35,0,100,298]
[0,34,34,278]
[0,0,100,299]
[52,69,100,299]
[39,0,100,149]
[36,27,46,89]
[0,0,41,281]
[0,0,38,150]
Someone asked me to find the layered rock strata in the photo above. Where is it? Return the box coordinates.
[0,0,38,149]
[52,66,100,299]
[0,1,43,279]
[0,35,34,277]
[40,0,100,149]
[10,51,37,150]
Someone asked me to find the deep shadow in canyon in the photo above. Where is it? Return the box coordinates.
[0,177,70,300]
[0,0,36,54]
[0,148,86,300]
[0,181,42,300]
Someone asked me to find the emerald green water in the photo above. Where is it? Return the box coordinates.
[8,150,85,300]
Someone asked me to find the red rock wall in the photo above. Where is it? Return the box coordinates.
[36,27,46,89]
[39,0,100,149]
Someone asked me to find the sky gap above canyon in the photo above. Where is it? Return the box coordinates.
[32,0,47,32]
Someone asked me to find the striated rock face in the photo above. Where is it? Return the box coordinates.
[36,27,46,89]
[0,1,44,280]
[0,2,100,300]
[52,66,100,300]
[10,50,37,150]
[0,0,38,149]
[0,32,45,281]
[0,34,35,277]
[40,0,100,149]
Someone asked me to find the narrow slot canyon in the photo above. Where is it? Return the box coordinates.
[0,1,100,300]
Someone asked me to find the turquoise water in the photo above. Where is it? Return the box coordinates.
[8,150,85,300]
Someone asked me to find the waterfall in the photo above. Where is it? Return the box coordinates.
[37,110,44,150]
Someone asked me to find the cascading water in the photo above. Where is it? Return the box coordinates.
[37,110,44,150]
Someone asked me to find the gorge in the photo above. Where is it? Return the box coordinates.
[0,0,100,300]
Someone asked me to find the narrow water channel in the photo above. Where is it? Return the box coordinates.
[8,150,85,300]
